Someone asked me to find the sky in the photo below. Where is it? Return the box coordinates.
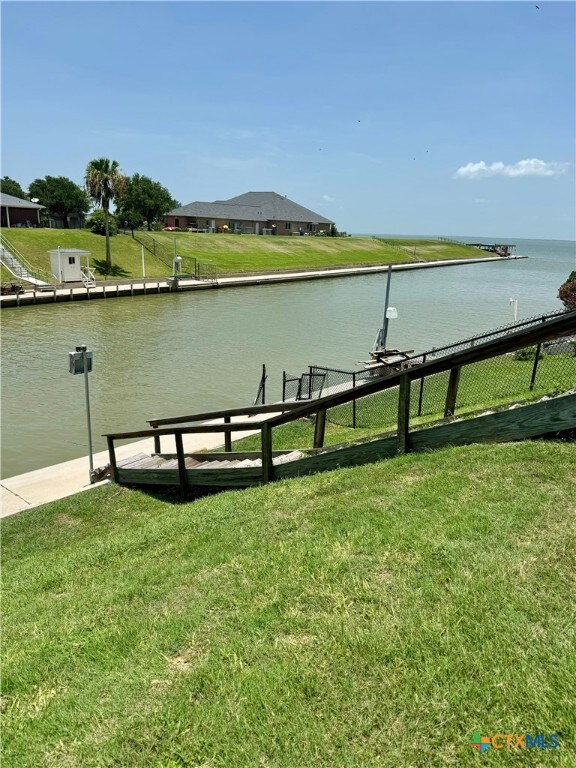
[1,1,575,240]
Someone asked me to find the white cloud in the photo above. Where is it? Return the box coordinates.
[455,158,570,179]
[322,194,335,203]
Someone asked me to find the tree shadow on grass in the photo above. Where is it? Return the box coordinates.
[92,258,130,278]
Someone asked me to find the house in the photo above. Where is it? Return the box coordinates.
[1,192,44,228]
[165,192,335,235]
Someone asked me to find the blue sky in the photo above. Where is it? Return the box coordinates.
[2,1,575,239]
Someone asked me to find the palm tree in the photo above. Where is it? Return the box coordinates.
[84,158,126,272]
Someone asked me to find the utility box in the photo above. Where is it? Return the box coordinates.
[69,350,93,375]
[49,248,91,283]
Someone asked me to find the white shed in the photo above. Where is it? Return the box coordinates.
[49,248,91,283]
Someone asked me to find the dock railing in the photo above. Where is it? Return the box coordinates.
[104,310,576,494]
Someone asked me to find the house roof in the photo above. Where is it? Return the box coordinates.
[0,192,44,209]
[168,192,334,225]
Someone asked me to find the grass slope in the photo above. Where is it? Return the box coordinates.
[3,441,575,767]
[2,228,490,281]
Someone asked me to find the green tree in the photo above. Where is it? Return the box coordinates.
[87,208,118,236]
[84,158,126,271]
[115,173,179,231]
[28,176,90,228]
[1,176,28,199]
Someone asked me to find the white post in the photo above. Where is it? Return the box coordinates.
[141,245,146,278]
[510,298,518,322]
[57,246,62,282]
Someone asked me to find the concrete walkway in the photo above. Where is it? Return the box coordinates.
[0,416,269,518]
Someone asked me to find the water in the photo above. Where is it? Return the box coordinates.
[1,237,573,478]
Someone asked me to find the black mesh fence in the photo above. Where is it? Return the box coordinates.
[325,336,575,432]
[291,312,576,433]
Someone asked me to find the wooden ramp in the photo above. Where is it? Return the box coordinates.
[113,394,576,492]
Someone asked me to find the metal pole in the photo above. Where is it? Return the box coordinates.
[79,346,95,482]
[529,343,542,391]
[378,264,393,350]
[262,364,266,405]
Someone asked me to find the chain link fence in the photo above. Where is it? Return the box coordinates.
[283,311,575,434]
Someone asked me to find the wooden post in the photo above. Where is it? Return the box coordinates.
[397,374,411,454]
[529,343,542,391]
[314,408,327,448]
[175,431,188,498]
[352,372,357,428]
[107,436,119,483]
[261,424,273,483]
[152,426,161,454]
[417,353,427,416]
[444,366,461,418]
[224,416,232,452]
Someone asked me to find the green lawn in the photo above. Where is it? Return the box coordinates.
[1,228,492,281]
[3,441,575,767]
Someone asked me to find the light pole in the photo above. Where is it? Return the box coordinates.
[69,344,95,483]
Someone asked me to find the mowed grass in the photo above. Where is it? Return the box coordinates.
[1,229,171,279]
[3,441,576,767]
[2,228,490,281]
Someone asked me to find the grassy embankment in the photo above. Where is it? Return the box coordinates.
[1,228,491,282]
[230,351,576,452]
[3,441,575,767]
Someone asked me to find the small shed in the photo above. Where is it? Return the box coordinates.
[49,248,91,283]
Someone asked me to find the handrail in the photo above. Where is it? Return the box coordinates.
[0,233,52,283]
[105,420,264,441]
[147,401,304,428]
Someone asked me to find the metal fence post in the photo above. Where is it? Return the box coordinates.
[529,343,542,391]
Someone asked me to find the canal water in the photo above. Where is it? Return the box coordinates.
[1,237,574,479]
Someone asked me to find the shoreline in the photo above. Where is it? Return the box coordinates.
[0,254,526,308]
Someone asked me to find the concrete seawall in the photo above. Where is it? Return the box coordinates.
[0,255,526,308]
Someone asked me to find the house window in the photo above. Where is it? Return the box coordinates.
[68,257,75,265]
[285,222,291,230]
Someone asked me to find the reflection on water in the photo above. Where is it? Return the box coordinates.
[1,237,573,477]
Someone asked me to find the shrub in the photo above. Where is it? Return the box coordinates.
[558,271,576,310]
[87,209,117,236]
[514,346,545,362]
